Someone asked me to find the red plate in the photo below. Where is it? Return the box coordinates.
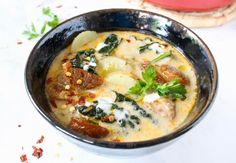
[145,0,233,12]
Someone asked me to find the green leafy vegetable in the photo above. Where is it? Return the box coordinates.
[129,65,187,100]
[23,7,59,40]
[98,34,121,55]
[71,48,97,74]
[114,92,152,118]
[139,43,154,54]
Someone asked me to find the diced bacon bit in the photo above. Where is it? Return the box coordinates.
[50,99,57,108]
[88,92,96,99]
[32,146,43,159]
[78,96,86,105]
[46,77,53,84]
[20,154,28,162]
[36,135,45,144]
[126,39,131,43]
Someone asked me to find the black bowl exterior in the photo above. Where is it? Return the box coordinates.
[25,9,218,153]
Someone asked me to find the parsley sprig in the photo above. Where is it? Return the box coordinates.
[129,65,187,100]
[23,7,59,40]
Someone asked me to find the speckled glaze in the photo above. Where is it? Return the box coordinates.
[25,9,218,156]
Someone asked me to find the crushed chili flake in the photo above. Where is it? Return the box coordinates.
[62,58,69,63]
[66,98,74,104]
[36,135,45,144]
[20,154,28,162]
[32,146,43,159]
[78,96,86,105]
[17,41,23,45]
[88,92,96,99]
[50,99,57,108]
[46,77,53,84]
[56,5,63,8]
[126,39,131,43]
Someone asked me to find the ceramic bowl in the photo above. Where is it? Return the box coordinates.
[25,9,218,156]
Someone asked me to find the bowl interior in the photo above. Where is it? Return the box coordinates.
[25,9,217,148]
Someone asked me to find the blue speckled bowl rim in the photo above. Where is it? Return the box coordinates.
[25,8,218,149]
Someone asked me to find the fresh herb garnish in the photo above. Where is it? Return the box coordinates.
[23,7,59,40]
[151,51,172,64]
[98,34,121,55]
[71,48,97,74]
[42,7,59,28]
[155,78,187,100]
[22,23,40,40]
[129,66,187,100]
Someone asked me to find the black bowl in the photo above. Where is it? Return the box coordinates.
[25,9,218,156]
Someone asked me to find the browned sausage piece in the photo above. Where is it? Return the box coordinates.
[45,74,72,100]
[71,68,103,90]
[157,65,189,85]
[148,98,176,120]
[62,61,103,90]
[69,118,109,138]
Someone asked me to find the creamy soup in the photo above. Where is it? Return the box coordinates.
[45,31,197,142]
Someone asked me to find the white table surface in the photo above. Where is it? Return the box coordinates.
[1,0,236,162]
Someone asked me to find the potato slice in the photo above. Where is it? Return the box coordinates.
[98,56,131,75]
[71,31,98,53]
[105,72,136,94]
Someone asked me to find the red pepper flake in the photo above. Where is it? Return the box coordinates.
[78,96,86,105]
[18,124,21,127]
[46,77,53,84]
[62,58,68,63]
[126,39,131,43]
[50,99,57,108]
[56,5,63,8]
[68,91,76,97]
[17,41,23,45]
[36,135,45,144]
[66,98,74,104]
[32,146,43,159]
[88,92,96,99]
[20,154,28,162]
